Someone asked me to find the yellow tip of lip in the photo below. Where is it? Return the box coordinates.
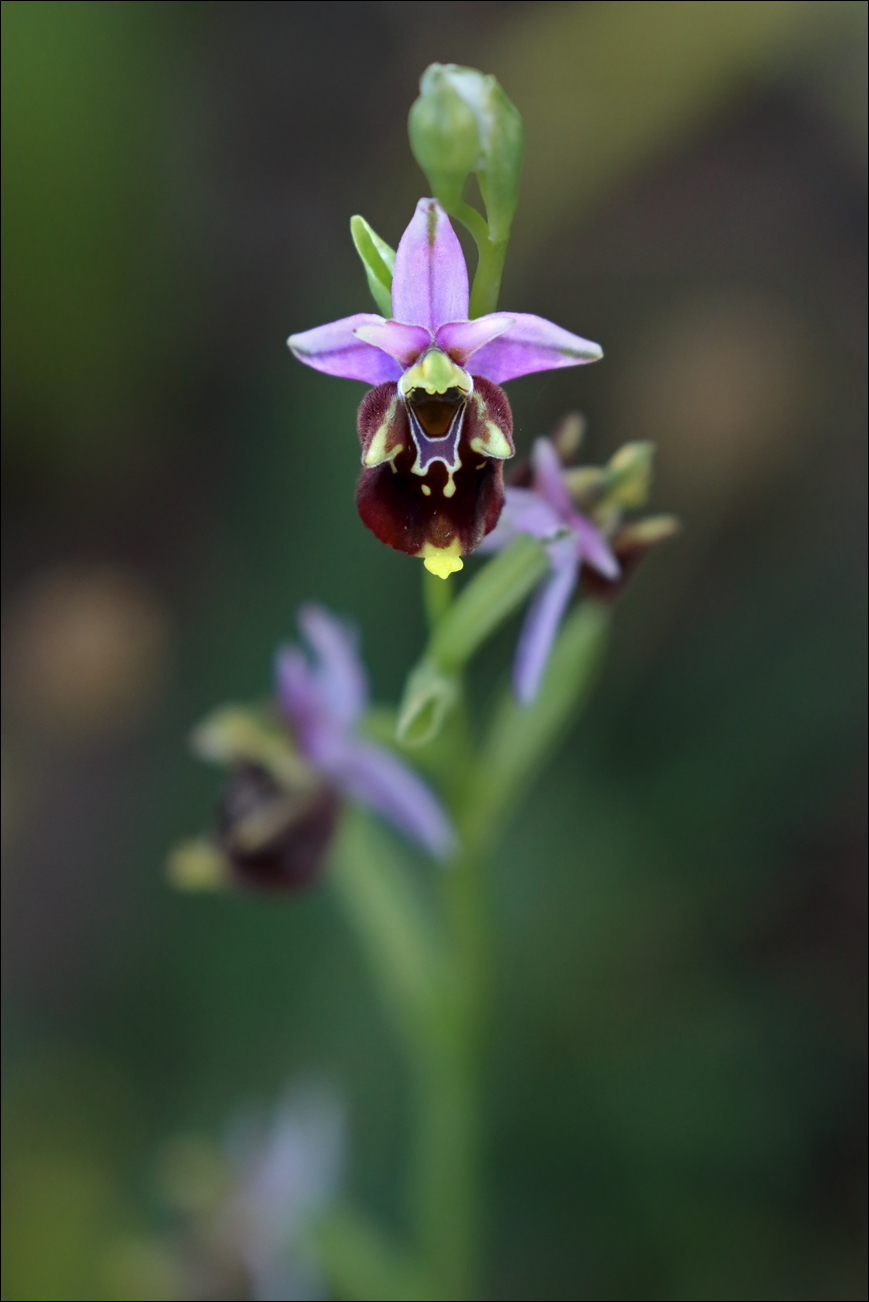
[418,539,464,579]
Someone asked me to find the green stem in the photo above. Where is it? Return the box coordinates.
[412,1025,480,1299]
[423,566,454,631]
[443,199,508,317]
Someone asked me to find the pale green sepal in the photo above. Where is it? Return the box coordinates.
[316,1205,447,1302]
[462,603,609,853]
[396,659,460,748]
[350,215,396,317]
[429,535,548,673]
[329,810,447,1045]
[190,705,315,790]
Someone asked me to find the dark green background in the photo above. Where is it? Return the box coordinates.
[2,3,866,1298]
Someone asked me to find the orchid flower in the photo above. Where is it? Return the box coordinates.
[219,1083,344,1302]
[288,199,602,578]
[171,605,455,892]
[274,604,455,860]
[480,438,620,704]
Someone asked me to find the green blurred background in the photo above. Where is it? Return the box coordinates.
[2,2,866,1298]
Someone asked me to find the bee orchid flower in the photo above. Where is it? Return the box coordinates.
[169,605,455,894]
[288,199,602,578]
[479,437,620,703]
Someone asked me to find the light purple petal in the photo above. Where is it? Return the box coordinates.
[326,737,456,859]
[512,547,580,705]
[470,313,603,384]
[476,517,520,554]
[275,645,328,758]
[391,199,469,332]
[572,515,620,579]
[531,438,574,520]
[297,605,368,731]
[478,488,564,553]
[275,607,368,751]
[353,320,432,366]
[435,314,514,363]
[288,314,402,384]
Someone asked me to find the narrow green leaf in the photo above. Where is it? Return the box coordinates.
[350,215,395,317]
[462,602,609,849]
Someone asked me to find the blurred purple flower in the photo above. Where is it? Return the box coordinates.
[288,199,602,577]
[276,604,455,859]
[480,438,619,703]
[219,1082,344,1302]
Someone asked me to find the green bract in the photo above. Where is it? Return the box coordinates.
[350,215,396,317]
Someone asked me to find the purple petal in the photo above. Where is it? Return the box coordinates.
[391,199,469,332]
[326,738,456,859]
[572,515,620,580]
[531,438,575,520]
[435,314,514,363]
[275,645,321,752]
[275,606,368,751]
[353,320,432,366]
[297,605,368,732]
[470,313,603,384]
[288,314,402,384]
[478,486,564,553]
[512,546,580,704]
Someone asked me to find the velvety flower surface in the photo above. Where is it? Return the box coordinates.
[480,438,619,703]
[288,199,602,577]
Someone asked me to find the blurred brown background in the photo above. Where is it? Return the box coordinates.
[2,3,866,1298]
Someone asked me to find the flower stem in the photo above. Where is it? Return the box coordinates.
[443,199,508,317]
[407,569,495,1298]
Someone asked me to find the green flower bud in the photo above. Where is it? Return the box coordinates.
[410,64,524,241]
[408,67,481,206]
[564,442,656,513]
[603,442,655,509]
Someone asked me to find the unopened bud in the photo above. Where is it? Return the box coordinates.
[409,69,481,205]
[410,64,524,240]
[604,442,655,509]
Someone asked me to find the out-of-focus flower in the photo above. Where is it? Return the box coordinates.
[220,1083,344,1302]
[482,429,679,703]
[481,438,619,703]
[157,1082,344,1302]
[168,605,454,891]
[288,199,601,578]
